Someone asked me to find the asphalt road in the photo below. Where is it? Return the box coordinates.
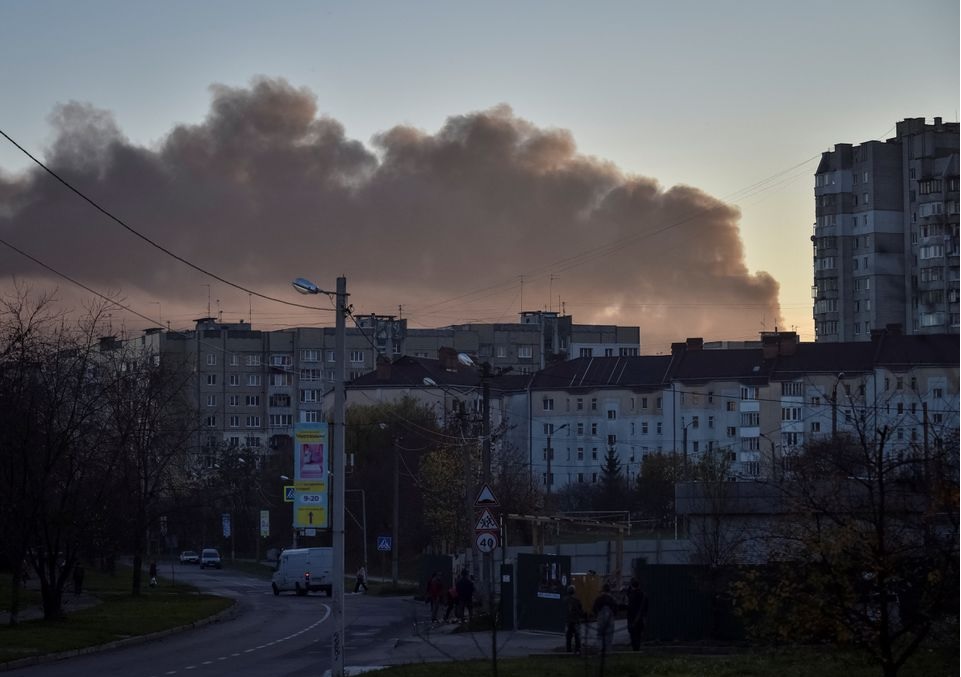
[4,565,416,677]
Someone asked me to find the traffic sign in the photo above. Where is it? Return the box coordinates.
[284,485,295,502]
[475,484,498,506]
[377,535,392,552]
[474,509,499,532]
[475,531,498,553]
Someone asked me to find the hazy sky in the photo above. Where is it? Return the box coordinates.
[1,0,958,351]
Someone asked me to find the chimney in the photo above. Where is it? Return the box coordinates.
[779,332,798,356]
[376,356,392,381]
[438,346,459,371]
[761,333,779,360]
[670,341,687,358]
[686,338,704,351]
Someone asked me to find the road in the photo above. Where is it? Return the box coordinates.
[3,565,416,677]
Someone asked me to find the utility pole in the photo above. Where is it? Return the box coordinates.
[392,436,400,587]
[545,423,568,513]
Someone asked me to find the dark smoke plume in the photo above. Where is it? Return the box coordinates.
[0,77,781,350]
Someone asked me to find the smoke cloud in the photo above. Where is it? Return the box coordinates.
[0,77,781,350]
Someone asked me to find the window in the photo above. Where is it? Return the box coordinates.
[591,398,598,411]
[933,387,944,398]
[727,426,736,438]
[247,374,262,387]
[577,473,584,483]
[576,422,585,435]
[641,397,648,409]
[591,448,598,460]
[604,348,614,357]
[245,436,261,447]
[742,412,760,426]
[349,350,365,363]
[327,350,336,363]
[641,421,648,435]
[269,414,293,427]
[726,401,736,412]
[246,355,261,366]
[896,377,903,390]
[301,389,320,403]
[229,374,241,387]
[543,398,554,411]
[782,381,803,397]
[577,448,584,460]
[206,354,216,366]
[301,410,320,423]
[271,354,291,367]
[811,422,821,433]
[228,395,240,407]
[246,416,260,427]
[302,349,319,362]
[270,394,290,407]
[206,395,216,407]
[591,423,598,435]
[576,398,583,410]
[607,434,616,446]
[271,373,292,386]
[579,348,593,358]
[245,395,260,406]
[656,422,662,435]
[518,345,533,359]
[229,354,240,366]
[229,415,240,428]
[607,409,616,420]
[740,386,757,400]
[206,374,217,386]
[205,416,216,427]
[496,345,507,358]
[301,368,322,381]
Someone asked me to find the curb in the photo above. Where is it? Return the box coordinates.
[0,600,240,672]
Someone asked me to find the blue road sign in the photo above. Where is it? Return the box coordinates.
[284,486,296,502]
[377,535,392,552]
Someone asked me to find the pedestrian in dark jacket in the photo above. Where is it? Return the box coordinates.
[148,560,158,587]
[455,570,474,622]
[626,578,648,650]
[592,583,618,652]
[565,585,585,653]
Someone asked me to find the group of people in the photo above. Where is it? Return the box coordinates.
[565,578,648,654]
[426,569,474,624]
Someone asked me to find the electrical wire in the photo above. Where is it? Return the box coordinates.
[0,128,330,313]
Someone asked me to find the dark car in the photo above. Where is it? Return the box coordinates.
[200,548,222,569]
[179,550,200,565]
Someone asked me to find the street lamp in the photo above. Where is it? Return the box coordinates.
[293,275,347,677]
[545,423,569,512]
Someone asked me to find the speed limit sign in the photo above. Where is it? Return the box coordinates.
[475,531,498,553]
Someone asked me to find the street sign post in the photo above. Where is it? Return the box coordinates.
[377,535,392,552]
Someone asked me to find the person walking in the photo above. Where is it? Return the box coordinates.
[455,570,475,623]
[148,560,158,587]
[425,571,444,622]
[592,583,618,653]
[565,585,585,654]
[443,582,458,622]
[626,578,648,651]
[354,564,368,593]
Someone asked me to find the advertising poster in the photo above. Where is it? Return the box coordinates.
[294,422,328,482]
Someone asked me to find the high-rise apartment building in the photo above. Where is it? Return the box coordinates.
[813,117,959,341]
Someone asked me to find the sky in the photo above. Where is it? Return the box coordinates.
[0,0,958,352]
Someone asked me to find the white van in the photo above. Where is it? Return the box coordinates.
[271,547,334,596]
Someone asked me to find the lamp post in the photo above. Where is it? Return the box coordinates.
[545,423,569,512]
[293,276,347,677]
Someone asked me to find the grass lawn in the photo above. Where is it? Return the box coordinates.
[0,565,232,665]
[371,647,956,677]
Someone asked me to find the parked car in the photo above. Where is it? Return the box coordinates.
[199,548,222,569]
[179,550,200,565]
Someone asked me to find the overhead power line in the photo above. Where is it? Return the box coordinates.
[0,128,328,313]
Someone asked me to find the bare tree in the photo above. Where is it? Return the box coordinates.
[735,421,959,677]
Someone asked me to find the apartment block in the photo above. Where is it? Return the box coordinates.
[813,117,959,341]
